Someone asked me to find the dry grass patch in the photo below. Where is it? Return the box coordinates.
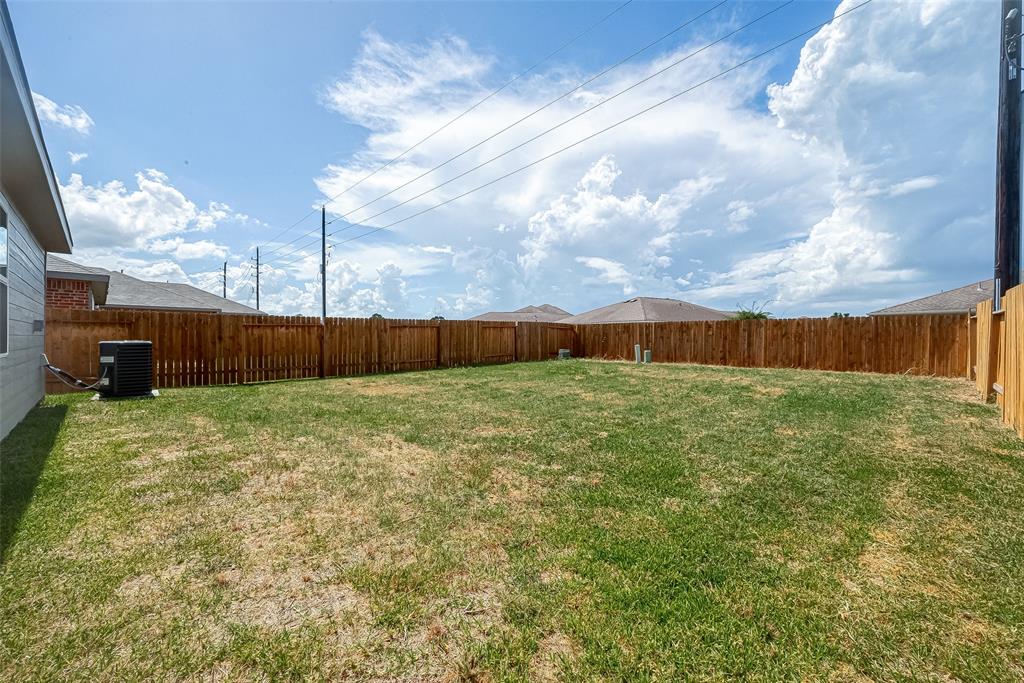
[340,380,426,398]
[530,632,579,681]
[853,486,934,591]
[223,568,365,631]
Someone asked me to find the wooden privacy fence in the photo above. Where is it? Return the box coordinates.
[973,283,1024,438]
[577,315,970,376]
[44,309,578,393]
[45,309,971,394]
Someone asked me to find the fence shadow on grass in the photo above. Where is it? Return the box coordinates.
[1,404,67,565]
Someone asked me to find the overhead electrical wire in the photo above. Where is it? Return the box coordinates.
[267,0,729,261]
[270,0,873,266]
[323,0,731,230]
[319,0,636,202]
[264,0,787,266]
[259,209,320,257]
[257,0,635,256]
[329,0,790,231]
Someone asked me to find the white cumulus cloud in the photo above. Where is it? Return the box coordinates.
[60,170,236,249]
[32,92,94,134]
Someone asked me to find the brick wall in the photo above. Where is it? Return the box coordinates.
[46,278,92,310]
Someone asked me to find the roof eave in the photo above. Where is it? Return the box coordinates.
[869,308,973,316]
[99,303,219,313]
[46,268,109,284]
[0,1,72,253]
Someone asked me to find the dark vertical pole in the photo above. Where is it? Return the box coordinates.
[996,0,1023,307]
[255,247,260,311]
[223,261,227,298]
[320,206,327,378]
[321,206,327,322]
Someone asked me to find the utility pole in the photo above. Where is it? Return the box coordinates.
[222,261,227,298]
[321,206,327,322]
[319,206,328,379]
[255,247,260,311]
[996,0,1023,308]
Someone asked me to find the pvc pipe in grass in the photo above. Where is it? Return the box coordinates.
[644,349,652,364]
[635,344,642,364]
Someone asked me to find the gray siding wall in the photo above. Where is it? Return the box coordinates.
[0,189,46,440]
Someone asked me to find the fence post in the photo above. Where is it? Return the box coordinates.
[319,318,327,379]
[988,304,1005,403]
[238,316,247,385]
[436,321,443,368]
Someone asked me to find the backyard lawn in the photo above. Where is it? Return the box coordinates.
[2,360,1024,681]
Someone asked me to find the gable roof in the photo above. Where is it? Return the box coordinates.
[46,254,262,315]
[560,297,732,324]
[47,254,110,303]
[1,1,71,252]
[468,304,571,322]
[47,254,108,280]
[869,280,993,316]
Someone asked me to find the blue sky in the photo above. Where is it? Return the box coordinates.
[10,0,998,317]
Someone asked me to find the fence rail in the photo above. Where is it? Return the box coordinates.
[45,309,972,395]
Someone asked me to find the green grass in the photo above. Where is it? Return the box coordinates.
[2,360,1023,681]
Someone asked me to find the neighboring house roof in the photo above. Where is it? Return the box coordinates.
[560,297,733,324]
[869,280,993,316]
[468,304,571,323]
[47,254,110,303]
[0,1,71,252]
[131,279,262,315]
[46,255,263,314]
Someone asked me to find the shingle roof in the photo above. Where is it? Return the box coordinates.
[468,304,571,322]
[47,254,108,279]
[869,280,993,316]
[560,297,733,324]
[47,254,110,303]
[46,255,263,314]
[146,281,263,315]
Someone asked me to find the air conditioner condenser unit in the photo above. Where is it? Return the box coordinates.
[97,341,153,398]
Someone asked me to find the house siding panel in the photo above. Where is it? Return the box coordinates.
[0,190,46,440]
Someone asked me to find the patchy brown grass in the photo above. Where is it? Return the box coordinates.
[4,360,1024,681]
[530,632,579,681]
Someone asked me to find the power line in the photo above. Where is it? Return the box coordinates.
[257,0,634,254]
[265,0,782,267]
[324,0,730,230]
[260,209,320,255]
[320,0,874,252]
[316,0,636,207]
[270,0,872,270]
[281,0,728,253]
[328,0,789,232]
